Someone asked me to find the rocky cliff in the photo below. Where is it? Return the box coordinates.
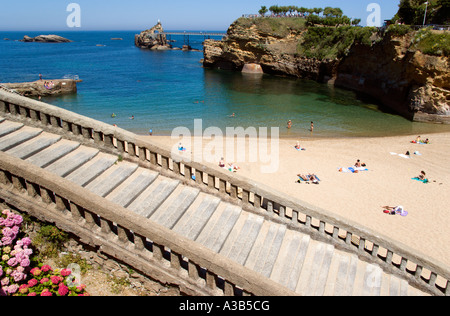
[203,19,449,123]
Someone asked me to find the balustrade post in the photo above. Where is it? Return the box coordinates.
[279,205,286,218]
[195,170,202,185]
[117,225,131,244]
[188,261,199,281]
[81,127,91,140]
[69,202,84,222]
[30,109,39,121]
[40,187,53,204]
[116,140,125,153]
[12,175,25,192]
[104,134,114,148]
[224,281,234,296]
[400,257,407,271]
[292,210,299,224]
[305,215,311,227]
[128,143,136,157]
[19,106,28,118]
[50,116,60,128]
[100,217,114,235]
[139,147,147,162]
[93,131,103,144]
[9,103,18,115]
[153,243,164,261]
[206,271,216,290]
[62,120,71,132]
[0,100,6,113]
[170,252,182,270]
[26,182,39,198]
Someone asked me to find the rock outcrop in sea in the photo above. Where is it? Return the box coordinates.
[203,19,450,123]
[135,21,172,50]
[1,79,81,97]
[21,35,72,43]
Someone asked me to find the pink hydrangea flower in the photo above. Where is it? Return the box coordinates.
[40,277,50,284]
[51,275,63,285]
[28,292,37,296]
[41,265,52,272]
[28,279,38,287]
[7,284,18,294]
[58,284,69,296]
[19,284,29,294]
[61,269,72,277]
[40,289,52,297]
[30,267,42,276]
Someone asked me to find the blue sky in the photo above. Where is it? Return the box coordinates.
[0,0,401,31]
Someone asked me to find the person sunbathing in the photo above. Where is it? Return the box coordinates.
[308,174,319,184]
[418,171,426,181]
[297,174,309,181]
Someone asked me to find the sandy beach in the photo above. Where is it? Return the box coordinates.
[138,132,450,268]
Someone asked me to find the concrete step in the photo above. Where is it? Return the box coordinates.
[195,203,242,253]
[295,240,335,296]
[269,230,311,291]
[5,132,61,159]
[245,222,286,278]
[105,168,158,208]
[0,121,23,137]
[128,177,180,218]
[219,212,265,265]
[25,139,80,168]
[64,153,118,187]
[150,185,200,229]
[44,146,99,177]
[84,162,138,197]
[172,193,221,241]
[0,126,42,151]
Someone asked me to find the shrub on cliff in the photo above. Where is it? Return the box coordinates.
[413,27,450,56]
[297,26,376,60]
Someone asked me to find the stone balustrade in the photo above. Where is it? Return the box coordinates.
[0,89,449,296]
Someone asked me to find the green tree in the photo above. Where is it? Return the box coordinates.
[259,6,268,16]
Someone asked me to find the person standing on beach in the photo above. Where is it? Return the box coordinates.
[310,121,314,132]
[287,120,292,129]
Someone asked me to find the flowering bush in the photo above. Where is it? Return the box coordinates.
[0,209,89,296]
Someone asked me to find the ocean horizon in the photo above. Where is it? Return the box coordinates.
[1,30,450,138]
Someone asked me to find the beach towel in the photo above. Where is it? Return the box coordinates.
[339,167,368,173]
[412,177,428,183]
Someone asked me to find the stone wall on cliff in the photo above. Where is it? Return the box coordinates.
[203,20,449,123]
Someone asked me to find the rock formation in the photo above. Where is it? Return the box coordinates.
[21,35,72,43]
[203,19,450,123]
[1,79,81,97]
[135,22,172,50]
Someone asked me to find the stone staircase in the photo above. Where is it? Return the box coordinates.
[0,116,431,296]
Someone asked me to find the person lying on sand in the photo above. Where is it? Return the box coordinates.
[382,205,407,216]
[297,174,320,184]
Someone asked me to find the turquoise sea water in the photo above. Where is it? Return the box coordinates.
[1,30,449,138]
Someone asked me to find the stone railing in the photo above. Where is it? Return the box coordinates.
[0,151,294,296]
[1,89,449,296]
